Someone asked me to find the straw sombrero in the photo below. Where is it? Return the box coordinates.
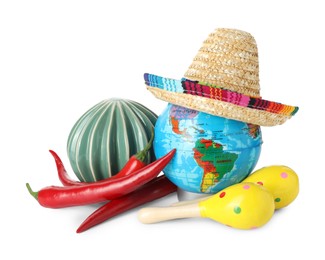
[144,28,299,126]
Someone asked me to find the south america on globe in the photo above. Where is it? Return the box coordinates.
[193,138,238,193]
[154,104,263,194]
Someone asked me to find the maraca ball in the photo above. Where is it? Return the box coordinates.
[154,104,262,194]
[200,183,275,229]
[67,98,157,182]
[244,165,299,209]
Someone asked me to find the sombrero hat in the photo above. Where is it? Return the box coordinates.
[144,28,299,126]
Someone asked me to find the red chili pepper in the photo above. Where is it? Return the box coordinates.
[76,175,177,233]
[49,150,82,186]
[26,149,175,208]
[49,128,154,186]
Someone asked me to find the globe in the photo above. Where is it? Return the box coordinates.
[154,104,263,195]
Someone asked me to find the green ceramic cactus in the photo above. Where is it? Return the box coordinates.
[67,98,157,182]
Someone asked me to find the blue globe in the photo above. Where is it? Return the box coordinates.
[154,104,263,194]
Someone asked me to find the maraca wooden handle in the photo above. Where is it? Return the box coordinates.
[138,204,201,224]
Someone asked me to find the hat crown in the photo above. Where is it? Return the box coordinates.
[184,28,261,97]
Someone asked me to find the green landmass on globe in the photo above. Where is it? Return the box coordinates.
[193,139,238,192]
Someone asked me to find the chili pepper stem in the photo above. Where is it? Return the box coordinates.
[26,183,38,201]
[135,127,154,162]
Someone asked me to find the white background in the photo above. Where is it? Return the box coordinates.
[0,0,323,259]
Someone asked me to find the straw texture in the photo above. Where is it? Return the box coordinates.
[144,73,298,117]
[147,86,290,126]
[184,28,260,97]
[145,28,299,126]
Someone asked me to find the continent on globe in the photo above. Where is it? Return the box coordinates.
[193,139,238,193]
[246,123,261,139]
[169,105,200,138]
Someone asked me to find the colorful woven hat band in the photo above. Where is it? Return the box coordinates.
[144,73,299,117]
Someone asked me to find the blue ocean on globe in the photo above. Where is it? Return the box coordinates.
[154,104,263,194]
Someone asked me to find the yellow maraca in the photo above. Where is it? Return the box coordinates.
[172,165,299,210]
[138,182,275,229]
[244,165,299,209]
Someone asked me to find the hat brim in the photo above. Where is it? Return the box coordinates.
[145,73,298,127]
